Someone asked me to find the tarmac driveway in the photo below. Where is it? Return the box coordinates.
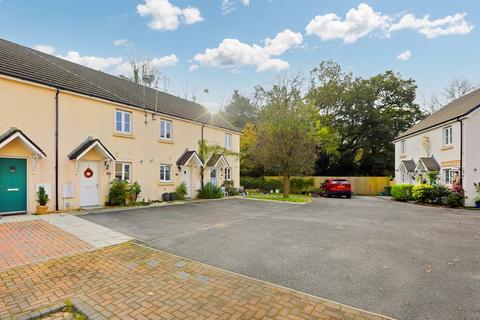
[81,197,480,320]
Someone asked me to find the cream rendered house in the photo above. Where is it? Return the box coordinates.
[393,89,480,206]
[0,39,240,214]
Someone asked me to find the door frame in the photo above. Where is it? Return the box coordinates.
[79,160,101,207]
[0,156,29,215]
[182,166,191,198]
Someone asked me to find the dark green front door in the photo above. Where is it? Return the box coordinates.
[0,158,27,213]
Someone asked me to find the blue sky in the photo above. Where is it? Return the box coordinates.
[0,0,477,111]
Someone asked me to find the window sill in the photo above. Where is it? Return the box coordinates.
[158,139,174,144]
[113,133,135,139]
[158,182,174,186]
[399,154,407,159]
[441,145,454,151]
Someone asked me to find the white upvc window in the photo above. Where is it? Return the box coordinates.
[160,164,172,182]
[224,133,232,150]
[116,110,132,134]
[160,119,172,140]
[400,140,406,155]
[443,126,453,146]
[225,167,231,181]
[401,172,407,183]
[115,162,131,182]
[443,168,452,185]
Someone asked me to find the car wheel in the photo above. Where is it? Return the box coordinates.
[346,194,351,199]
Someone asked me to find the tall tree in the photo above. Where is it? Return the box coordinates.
[223,90,258,129]
[443,77,478,102]
[121,57,170,89]
[254,76,337,197]
[307,61,426,176]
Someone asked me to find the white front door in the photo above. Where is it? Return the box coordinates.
[79,161,100,207]
[182,166,191,197]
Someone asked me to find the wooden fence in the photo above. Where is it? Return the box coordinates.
[267,176,391,196]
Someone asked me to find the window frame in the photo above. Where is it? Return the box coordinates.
[443,126,453,146]
[224,167,231,181]
[443,168,452,185]
[115,162,132,182]
[115,110,132,134]
[160,119,173,140]
[160,164,172,183]
[224,133,232,150]
[400,140,406,155]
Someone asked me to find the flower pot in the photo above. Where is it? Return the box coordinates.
[36,205,48,215]
[476,201,480,209]
[162,192,170,202]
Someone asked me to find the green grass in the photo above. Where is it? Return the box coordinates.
[246,193,311,203]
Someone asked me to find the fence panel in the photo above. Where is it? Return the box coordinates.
[267,176,390,195]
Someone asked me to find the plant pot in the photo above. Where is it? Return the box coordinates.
[169,192,177,201]
[36,205,48,215]
[384,186,392,196]
[476,201,480,209]
[162,192,170,202]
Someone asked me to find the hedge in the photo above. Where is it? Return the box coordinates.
[391,184,414,202]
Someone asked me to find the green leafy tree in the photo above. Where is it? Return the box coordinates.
[307,61,426,176]
[223,90,258,129]
[254,76,337,198]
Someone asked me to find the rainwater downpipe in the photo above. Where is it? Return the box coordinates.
[55,88,60,211]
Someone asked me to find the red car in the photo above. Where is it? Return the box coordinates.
[320,178,352,198]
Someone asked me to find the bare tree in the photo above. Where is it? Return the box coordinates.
[121,57,170,90]
[443,78,478,102]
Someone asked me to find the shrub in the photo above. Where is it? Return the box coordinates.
[290,178,315,194]
[447,191,464,208]
[223,180,239,196]
[198,183,223,199]
[412,184,434,203]
[431,184,451,205]
[128,181,142,202]
[176,182,188,200]
[391,184,414,201]
[108,180,128,206]
[240,177,263,189]
[37,186,49,206]
[260,179,282,193]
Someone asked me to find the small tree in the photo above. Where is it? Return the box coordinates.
[254,76,337,198]
[197,140,237,190]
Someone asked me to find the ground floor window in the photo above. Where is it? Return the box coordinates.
[115,162,131,181]
[160,164,172,182]
[224,167,231,181]
[401,172,408,183]
[443,168,452,185]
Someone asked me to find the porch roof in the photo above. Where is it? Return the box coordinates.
[206,153,230,168]
[176,150,203,166]
[399,160,416,173]
[68,138,115,161]
[418,157,440,172]
[0,128,47,158]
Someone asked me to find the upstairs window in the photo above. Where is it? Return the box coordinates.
[160,119,172,140]
[443,126,453,146]
[116,110,132,134]
[400,140,406,155]
[224,133,232,150]
[160,164,172,182]
[115,162,131,182]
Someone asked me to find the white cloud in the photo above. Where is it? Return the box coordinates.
[150,54,178,67]
[114,39,133,47]
[188,64,199,71]
[221,0,250,15]
[305,4,390,43]
[137,0,203,31]
[389,13,473,38]
[397,50,412,61]
[193,29,303,72]
[57,51,123,71]
[33,45,56,55]
[305,3,474,43]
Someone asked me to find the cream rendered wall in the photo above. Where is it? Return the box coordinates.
[394,121,461,184]
[463,109,480,206]
[0,76,241,212]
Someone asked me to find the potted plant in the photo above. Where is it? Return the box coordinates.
[36,186,49,214]
[474,182,480,208]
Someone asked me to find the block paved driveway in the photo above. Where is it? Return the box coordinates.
[82,197,480,320]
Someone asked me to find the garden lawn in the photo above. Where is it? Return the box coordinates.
[246,193,311,203]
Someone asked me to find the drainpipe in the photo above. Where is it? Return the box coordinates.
[458,118,464,187]
[200,124,205,189]
[55,89,60,211]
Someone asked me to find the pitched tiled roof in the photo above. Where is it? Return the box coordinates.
[0,38,240,133]
[206,153,230,167]
[396,88,480,140]
[176,150,199,166]
[419,157,440,172]
[68,138,115,160]
[0,128,47,157]
[400,160,416,172]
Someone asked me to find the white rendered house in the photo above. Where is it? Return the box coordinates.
[393,89,480,206]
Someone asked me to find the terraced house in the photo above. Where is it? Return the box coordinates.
[394,89,480,206]
[0,38,240,214]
